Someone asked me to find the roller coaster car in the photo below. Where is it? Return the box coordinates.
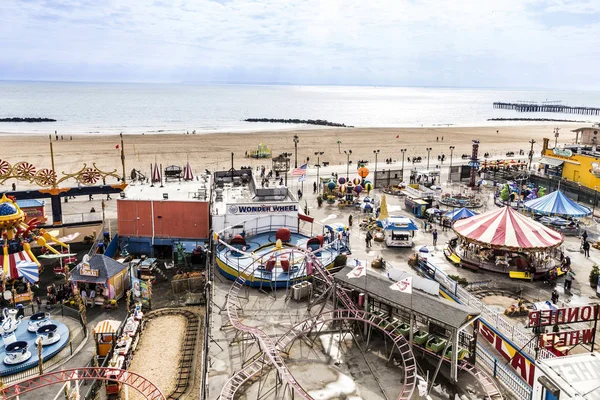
[444,345,469,361]
[395,323,411,337]
[425,335,447,353]
[413,330,429,345]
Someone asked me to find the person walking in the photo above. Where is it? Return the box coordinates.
[348,215,353,227]
[313,181,317,194]
[432,229,438,246]
[365,231,373,248]
[551,289,559,305]
[564,270,575,291]
[583,240,591,257]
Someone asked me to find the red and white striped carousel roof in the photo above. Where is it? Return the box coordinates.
[453,206,564,250]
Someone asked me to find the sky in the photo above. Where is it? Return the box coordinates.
[1,0,600,88]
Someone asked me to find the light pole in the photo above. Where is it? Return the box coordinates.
[554,127,560,148]
[448,146,455,183]
[426,147,432,171]
[528,139,536,171]
[282,152,292,186]
[315,151,324,193]
[293,135,299,168]
[594,186,598,217]
[400,149,407,182]
[344,150,352,180]
[373,150,380,189]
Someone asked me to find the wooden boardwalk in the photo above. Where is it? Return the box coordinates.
[493,102,600,115]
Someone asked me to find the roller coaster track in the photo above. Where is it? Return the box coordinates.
[144,308,199,399]
[0,368,164,399]
[218,243,417,400]
[217,240,501,399]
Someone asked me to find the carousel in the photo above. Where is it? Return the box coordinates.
[445,206,564,280]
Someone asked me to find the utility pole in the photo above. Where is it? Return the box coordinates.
[449,146,455,183]
[373,149,380,189]
[315,151,324,193]
[528,139,536,171]
[344,150,352,180]
[293,135,299,168]
[400,149,407,182]
[426,147,432,171]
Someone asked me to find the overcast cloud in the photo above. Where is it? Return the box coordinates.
[1,0,599,88]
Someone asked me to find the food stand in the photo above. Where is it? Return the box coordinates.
[69,255,129,304]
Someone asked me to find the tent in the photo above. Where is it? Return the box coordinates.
[382,217,419,231]
[524,190,591,218]
[444,207,478,221]
[453,206,563,250]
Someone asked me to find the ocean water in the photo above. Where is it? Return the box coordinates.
[1,81,600,135]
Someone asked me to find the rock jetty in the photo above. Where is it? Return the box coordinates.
[0,117,57,122]
[244,118,352,127]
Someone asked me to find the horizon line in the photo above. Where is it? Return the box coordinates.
[0,78,590,92]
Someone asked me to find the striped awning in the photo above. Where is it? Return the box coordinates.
[1,250,36,280]
[94,320,120,335]
[453,206,564,251]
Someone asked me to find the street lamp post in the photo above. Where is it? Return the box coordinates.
[528,139,536,171]
[373,150,380,189]
[293,135,299,168]
[344,150,352,180]
[594,186,598,217]
[282,152,292,186]
[448,146,455,183]
[554,127,560,148]
[426,147,432,171]
[315,151,324,193]
[400,149,407,182]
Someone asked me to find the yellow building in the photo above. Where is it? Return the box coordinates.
[540,137,600,189]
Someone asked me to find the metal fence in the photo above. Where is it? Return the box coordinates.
[2,305,88,387]
[418,259,554,361]
[476,343,532,400]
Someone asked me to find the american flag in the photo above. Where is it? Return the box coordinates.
[291,163,307,176]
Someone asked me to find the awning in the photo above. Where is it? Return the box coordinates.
[539,157,564,167]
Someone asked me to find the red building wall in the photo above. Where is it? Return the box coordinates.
[117,200,210,239]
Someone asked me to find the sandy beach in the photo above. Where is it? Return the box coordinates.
[0,124,578,189]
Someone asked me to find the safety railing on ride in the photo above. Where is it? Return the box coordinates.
[1,305,88,387]
[476,344,532,400]
[418,259,554,361]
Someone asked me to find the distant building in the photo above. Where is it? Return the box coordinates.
[539,135,600,189]
[571,124,600,145]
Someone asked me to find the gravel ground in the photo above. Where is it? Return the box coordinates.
[126,315,186,399]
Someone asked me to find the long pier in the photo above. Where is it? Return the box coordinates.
[493,102,600,115]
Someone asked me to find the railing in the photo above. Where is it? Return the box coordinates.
[2,305,88,386]
[418,259,555,361]
[476,344,532,400]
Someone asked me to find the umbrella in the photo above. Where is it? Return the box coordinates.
[183,161,194,181]
[419,246,429,253]
[16,260,39,283]
[360,203,373,211]
[151,163,161,183]
[425,208,442,215]
[325,223,346,232]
